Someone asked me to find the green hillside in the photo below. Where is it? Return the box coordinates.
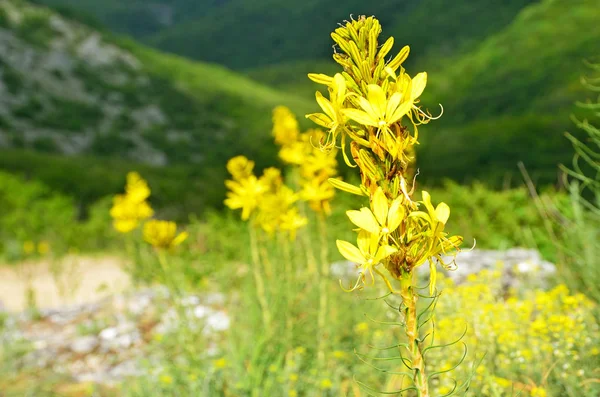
[0,0,313,211]
[418,0,600,184]
[32,0,534,71]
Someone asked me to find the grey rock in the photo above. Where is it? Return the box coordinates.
[70,336,99,354]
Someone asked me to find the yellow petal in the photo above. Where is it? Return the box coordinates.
[357,230,372,255]
[374,244,398,263]
[386,197,405,232]
[332,73,347,102]
[385,92,402,120]
[411,72,427,99]
[328,178,365,196]
[388,101,412,125]
[435,203,450,224]
[308,73,333,85]
[315,91,336,119]
[336,240,366,264]
[343,108,377,127]
[366,84,387,118]
[421,191,435,214]
[306,113,332,128]
[371,187,388,226]
[346,208,380,234]
[171,231,189,247]
[429,260,437,295]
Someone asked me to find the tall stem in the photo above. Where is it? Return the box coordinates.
[249,222,272,332]
[399,270,429,396]
[316,213,330,369]
[281,234,293,343]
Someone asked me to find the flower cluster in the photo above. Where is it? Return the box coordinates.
[224,156,307,239]
[272,106,338,215]
[306,16,462,294]
[143,220,188,250]
[110,172,187,250]
[431,270,599,397]
[110,172,154,233]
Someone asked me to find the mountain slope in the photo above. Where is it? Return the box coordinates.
[32,0,535,71]
[417,0,600,184]
[0,0,313,210]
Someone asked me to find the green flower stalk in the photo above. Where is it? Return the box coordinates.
[306,16,463,395]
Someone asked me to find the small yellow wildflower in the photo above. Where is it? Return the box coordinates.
[294,346,307,355]
[213,358,228,369]
[288,390,298,397]
[23,240,35,255]
[37,241,50,255]
[289,373,298,382]
[354,322,369,334]
[110,172,154,233]
[333,350,347,359]
[320,378,333,389]
[227,155,255,181]
[159,375,173,385]
[143,220,188,250]
[531,386,547,397]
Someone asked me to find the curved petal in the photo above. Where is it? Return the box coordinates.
[435,203,450,224]
[346,208,380,234]
[343,108,378,127]
[386,197,405,232]
[315,91,337,119]
[371,187,388,226]
[366,84,387,118]
[336,240,366,264]
[388,101,412,125]
[411,72,427,100]
[374,245,398,262]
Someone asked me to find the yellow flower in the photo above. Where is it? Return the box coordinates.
[37,241,50,255]
[345,187,404,239]
[354,321,369,334]
[213,358,228,369]
[159,375,173,385]
[343,83,414,131]
[306,73,347,150]
[337,230,397,283]
[320,378,333,389]
[23,240,35,255]
[531,386,547,397]
[125,171,151,203]
[279,208,308,240]
[301,179,335,215]
[288,390,298,397]
[272,106,299,146]
[110,172,154,233]
[226,156,255,181]
[143,220,188,250]
[224,175,268,220]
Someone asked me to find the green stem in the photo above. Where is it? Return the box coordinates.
[281,234,293,344]
[249,222,272,332]
[316,213,330,369]
[399,270,429,396]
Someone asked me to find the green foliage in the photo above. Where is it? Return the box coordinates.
[430,181,564,259]
[545,61,600,302]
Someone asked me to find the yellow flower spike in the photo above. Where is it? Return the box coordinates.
[336,230,397,281]
[226,156,255,181]
[224,175,268,220]
[110,172,154,234]
[328,177,365,196]
[279,208,307,240]
[125,171,151,203]
[143,220,188,250]
[272,106,299,146]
